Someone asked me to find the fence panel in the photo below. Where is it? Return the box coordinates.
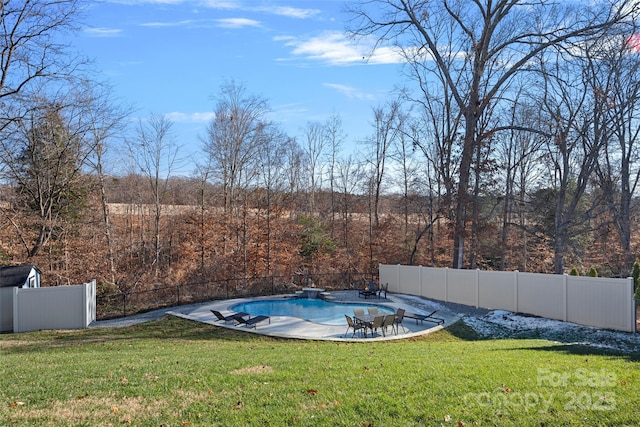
[13,283,94,333]
[420,266,447,301]
[379,264,400,292]
[517,272,565,321]
[567,276,634,332]
[383,264,635,332]
[398,265,421,296]
[478,270,516,311]
[445,269,477,307]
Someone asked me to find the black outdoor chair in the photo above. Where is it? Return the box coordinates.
[235,314,271,329]
[211,309,247,324]
[344,314,367,338]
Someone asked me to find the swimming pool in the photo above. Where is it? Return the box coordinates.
[231,298,395,325]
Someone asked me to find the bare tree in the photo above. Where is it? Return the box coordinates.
[536,45,609,274]
[336,155,365,272]
[256,128,290,278]
[323,113,346,237]
[0,94,93,258]
[282,136,304,201]
[302,121,327,215]
[594,34,640,272]
[129,113,178,276]
[366,100,401,228]
[0,0,88,261]
[202,81,270,256]
[0,0,85,132]
[403,116,445,266]
[83,81,132,286]
[495,95,546,271]
[348,0,636,269]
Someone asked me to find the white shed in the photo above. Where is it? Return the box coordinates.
[0,264,41,332]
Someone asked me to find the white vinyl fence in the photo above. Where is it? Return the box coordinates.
[380,265,636,333]
[12,280,96,333]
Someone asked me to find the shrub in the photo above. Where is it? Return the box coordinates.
[588,267,598,277]
[632,261,640,297]
[569,267,580,276]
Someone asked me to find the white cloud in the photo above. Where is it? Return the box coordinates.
[103,0,319,19]
[165,111,215,123]
[323,83,375,100]
[141,19,198,27]
[201,2,320,18]
[215,17,261,28]
[84,27,123,37]
[141,17,261,29]
[277,31,404,66]
[279,31,364,65]
[264,6,320,19]
[200,0,239,8]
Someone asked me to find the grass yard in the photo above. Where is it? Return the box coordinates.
[0,316,638,426]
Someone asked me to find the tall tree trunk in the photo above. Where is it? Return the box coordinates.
[97,159,116,284]
[452,111,478,269]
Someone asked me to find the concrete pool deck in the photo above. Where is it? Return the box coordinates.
[166,290,464,341]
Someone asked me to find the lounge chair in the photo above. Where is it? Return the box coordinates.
[367,307,379,316]
[344,315,367,338]
[393,308,407,333]
[235,315,271,328]
[404,310,444,325]
[211,310,248,324]
[381,314,395,336]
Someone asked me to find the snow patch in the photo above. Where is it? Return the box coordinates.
[464,310,640,354]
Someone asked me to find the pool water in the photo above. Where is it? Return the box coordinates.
[231,298,395,325]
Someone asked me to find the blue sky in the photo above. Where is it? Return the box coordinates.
[75,0,406,174]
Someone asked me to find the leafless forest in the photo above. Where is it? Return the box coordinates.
[1,1,640,315]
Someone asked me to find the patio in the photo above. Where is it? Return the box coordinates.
[169,290,462,341]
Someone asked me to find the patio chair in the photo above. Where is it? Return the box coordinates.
[358,280,378,299]
[393,308,407,334]
[382,314,395,336]
[377,283,388,299]
[344,315,367,338]
[211,310,247,324]
[367,307,379,316]
[353,308,365,317]
[369,315,385,336]
[404,310,444,325]
[235,315,271,329]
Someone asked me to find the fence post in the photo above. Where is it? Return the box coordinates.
[475,269,480,308]
[123,293,127,317]
[176,285,180,306]
[444,268,449,302]
[627,277,635,333]
[514,270,519,313]
[563,274,568,322]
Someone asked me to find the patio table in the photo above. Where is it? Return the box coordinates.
[354,314,375,325]
[354,314,378,336]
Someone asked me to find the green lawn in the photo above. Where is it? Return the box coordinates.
[1,316,638,426]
